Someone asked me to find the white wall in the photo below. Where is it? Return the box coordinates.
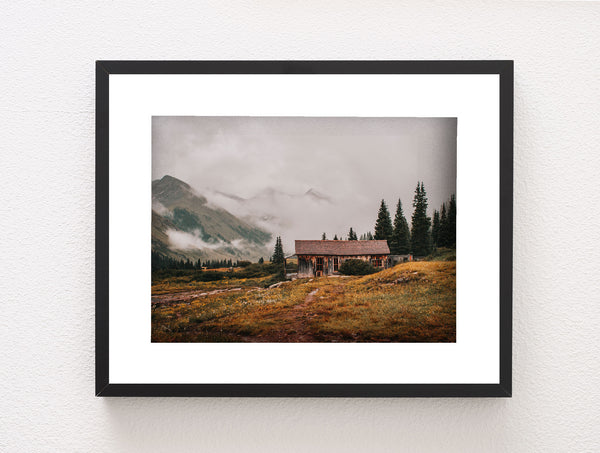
[1,1,599,452]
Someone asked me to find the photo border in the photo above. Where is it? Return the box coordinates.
[96,60,513,397]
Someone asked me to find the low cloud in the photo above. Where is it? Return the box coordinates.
[167,228,225,251]
[152,200,172,218]
[166,228,262,258]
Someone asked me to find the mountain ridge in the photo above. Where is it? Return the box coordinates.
[152,175,272,262]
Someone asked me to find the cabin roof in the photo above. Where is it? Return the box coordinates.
[295,240,390,256]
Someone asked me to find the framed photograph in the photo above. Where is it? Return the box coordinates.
[96,60,512,397]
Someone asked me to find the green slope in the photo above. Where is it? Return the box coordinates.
[151,175,272,262]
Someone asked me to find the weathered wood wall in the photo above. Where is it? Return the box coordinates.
[296,254,389,278]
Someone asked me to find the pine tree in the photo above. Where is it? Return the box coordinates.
[374,200,393,247]
[366,231,374,240]
[410,182,432,256]
[322,232,327,240]
[439,203,448,247]
[348,227,357,240]
[447,194,456,247]
[432,210,440,248]
[258,257,264,264]
[390,199,411,254]
[272,236,285,264]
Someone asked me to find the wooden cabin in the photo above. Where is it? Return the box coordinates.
[295,240,390,278]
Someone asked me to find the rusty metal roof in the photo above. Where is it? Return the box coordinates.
[295,240,390,256]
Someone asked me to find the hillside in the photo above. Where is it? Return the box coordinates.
[151,260,456,343]
[152,175,272,262]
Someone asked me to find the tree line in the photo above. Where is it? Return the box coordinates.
[320,182,456,257]
[373,182,455,256]
[321,227,361,241]
[432,194,456,249]
[152,252,245,271]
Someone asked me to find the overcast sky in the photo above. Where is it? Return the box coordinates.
[152,116,456,249]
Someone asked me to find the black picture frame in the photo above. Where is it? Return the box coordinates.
[96,60,513,397]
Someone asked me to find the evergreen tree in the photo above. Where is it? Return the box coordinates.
[333,234,339,240]
[390,199,411,254]
[432,210,440,248]
[366,231,374,240]
[447,194,456,247]
[348,227,357,240]
[272,236,285,264]
[374,200,393,246]
[410,182,432,256]
[439,203,448,247]
[258,257,264,264]
[322,232,327,240]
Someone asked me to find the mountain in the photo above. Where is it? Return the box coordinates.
[201,184,334,253]
[209,186,332,225]
[304,188,331,203]
[152,175,272,262]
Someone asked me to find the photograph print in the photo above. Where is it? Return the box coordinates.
[151,116,457,343]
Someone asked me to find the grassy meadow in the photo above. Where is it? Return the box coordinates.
[151,258,456,343]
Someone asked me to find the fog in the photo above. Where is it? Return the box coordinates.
[153,116,456,254]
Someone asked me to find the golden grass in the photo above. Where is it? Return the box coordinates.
[151,275,272,295]
[151,261,455,343]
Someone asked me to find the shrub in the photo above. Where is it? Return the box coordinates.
[234,263,268,278]
[153,269,194,278]
[285,262,298,272]
[234,262,283,279]
[190,271,225,282]
[237,260,252,268]
[261,273,287,288]
[425,247,456,262]
[339,259,377,276]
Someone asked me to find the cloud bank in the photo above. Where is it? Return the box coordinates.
[153,116,457,255]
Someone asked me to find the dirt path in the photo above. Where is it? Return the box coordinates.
[284,288,320,341]
[243,287,321,342]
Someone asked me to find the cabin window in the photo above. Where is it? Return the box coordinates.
[316,257,324,272]
[371,258,382,267]
[333,257,339,272]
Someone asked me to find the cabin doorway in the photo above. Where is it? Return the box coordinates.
[316,257,324,277]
